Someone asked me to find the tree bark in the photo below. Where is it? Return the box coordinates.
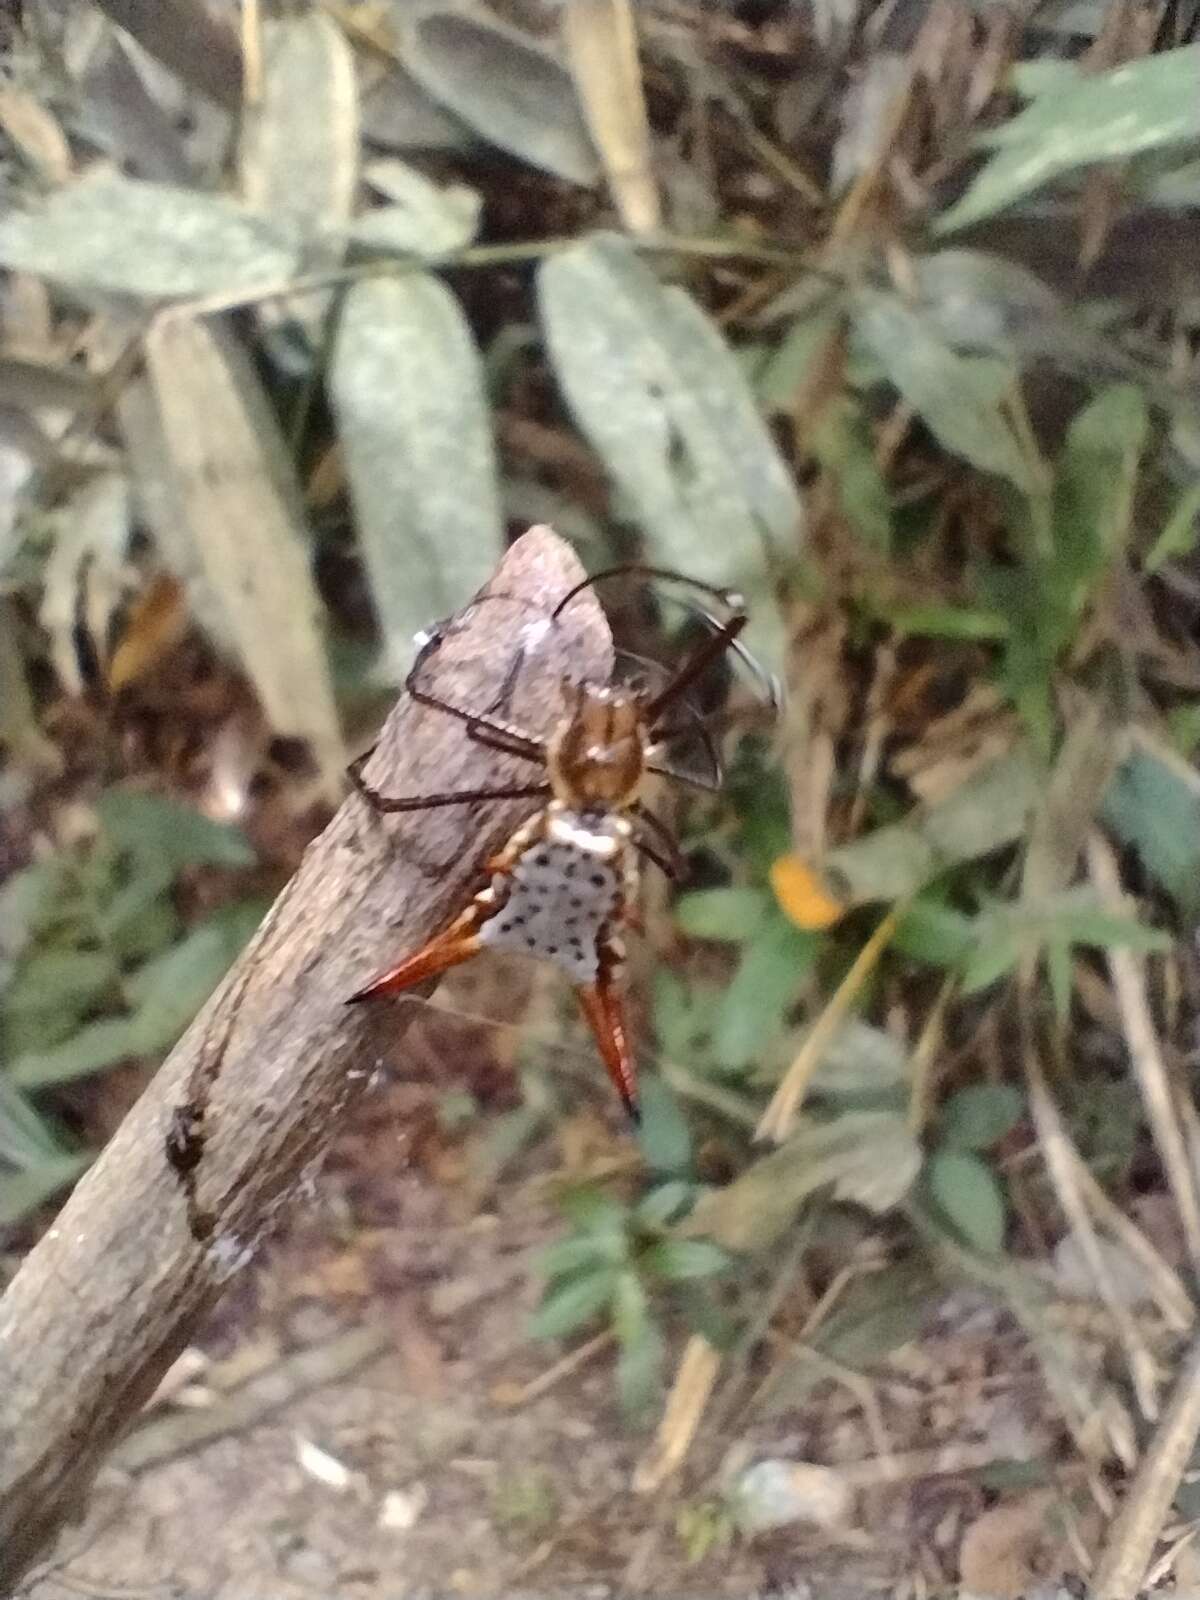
[0,526,610,1592]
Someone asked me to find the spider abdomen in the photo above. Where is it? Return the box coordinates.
[478,815,629,984]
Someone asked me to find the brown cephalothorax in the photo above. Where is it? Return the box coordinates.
[346,563,776,1121]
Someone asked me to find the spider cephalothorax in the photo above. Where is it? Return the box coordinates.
[346,564,775,1121]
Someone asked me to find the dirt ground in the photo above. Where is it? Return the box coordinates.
[9,998,975,1600]
[12,987,1112,1600]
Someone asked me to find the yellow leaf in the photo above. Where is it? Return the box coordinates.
[770,855,845,930]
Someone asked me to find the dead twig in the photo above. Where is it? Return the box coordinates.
[0,527,611,1591]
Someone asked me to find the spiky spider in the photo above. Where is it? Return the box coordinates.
[346,565,775,1122]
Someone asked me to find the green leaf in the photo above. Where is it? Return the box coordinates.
[238,13,358,236]
[529,1266,616,1341]
[0,173,303,300]
[1104,748,1200,920]
[96,861,177,946]
[398,7,599,185]
[937,45,1200,234]
[613,1270,665,1414]
[539,233,801,670]
[3,949,119,1017]
[558,1186,629,1238]
[642,1239,729,1282]
[673,886,770,942]
[330,272,501,676]
[0,1152,90,1226]
[892,898,976,968]
[633,1179,695,1229]
[125,907,259,1054]
[823,748,1040,907]
[539,1233,625,1279]
[0,1077,66,1165]
[351,159,482,256]
[710,913,818,1072]
[636,1074,693,1176]
[888,603,1010,642]
[1051,383,1148,613]
[940,1084,1024,1151]
[10,1016,144,1088]
[959,925,1020,995]
[0,859,69,959]
[809,1018,911,1094]
[926,1147,1007,1255]
[810,399,892,552]
[96,790,256,871]
[755,294,843,414]
[1145,481,1200,573]
[851,289,1031,492]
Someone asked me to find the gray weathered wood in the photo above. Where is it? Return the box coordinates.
[0,526,610,1590]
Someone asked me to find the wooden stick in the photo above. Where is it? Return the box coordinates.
[0,526,610,1590]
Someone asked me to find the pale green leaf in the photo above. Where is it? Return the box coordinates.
[926,1148,1007,1255]
[10,1016,144,1087]
[642,1239,729,1281]
[330,273,500,675]
[397,8,599,185]
[636,1075,693,1176]
[684,1110,921,1251]
[240,13,358,238]
[95,790,256,871]
[352,159,482,257]
[0,172,304,299]
[673,886,770,942]
[539,234,802,668]
[851,290,1031,490]
[0,1152,90,1226]
[710,913,818,1072]
[3,950,119,1017]
[937,46,1200,234]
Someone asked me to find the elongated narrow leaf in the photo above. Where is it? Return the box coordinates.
[0,1153,90,1226]
[330,273,500,674]
[539,233,803,666]
[0,172,304,299]
[96,790,256,870]
[240,13,358,238]
[144,315,345,797]
[397,7,599,185]
[937,45,1200,234]
[1052,384,1148,606]
[852,290,1031,491]
[529,1267,616,1340]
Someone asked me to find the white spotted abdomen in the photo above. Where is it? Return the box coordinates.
[477,830,625,985]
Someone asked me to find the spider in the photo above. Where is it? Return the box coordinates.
[346,565,775,1122]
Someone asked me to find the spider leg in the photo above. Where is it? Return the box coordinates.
[644,610,748,726]
[348,748,550,814]
[346,903,487,1001]
[575,943,639,1123]
[631,802,686,881]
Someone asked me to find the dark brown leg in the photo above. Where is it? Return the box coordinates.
[348,749,550,814]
